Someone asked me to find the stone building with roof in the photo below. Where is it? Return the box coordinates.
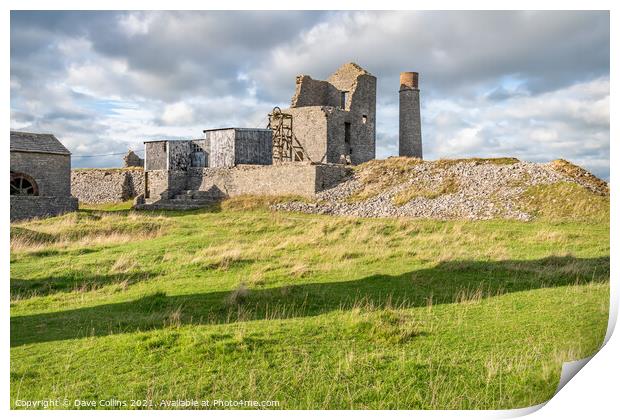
[10,131,78,221]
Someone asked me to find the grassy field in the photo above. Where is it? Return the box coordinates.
[10,198,609,409]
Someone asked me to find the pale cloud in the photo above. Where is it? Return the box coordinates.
[118,12,153,36]
[162,102,195,125]
[9,10,610,178]
[420,77,609,177]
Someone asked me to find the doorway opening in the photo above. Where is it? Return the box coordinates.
[344,122,352,155]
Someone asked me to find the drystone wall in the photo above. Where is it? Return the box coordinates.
[11,196,78,222]
[184,163,351,198]
[71,168,144,203]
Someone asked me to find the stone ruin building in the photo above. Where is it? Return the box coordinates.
[138,127,348,209]
[123,150,144,168]
[10,131,78,221]
[137,62,423,209]
[137,63,381,209]
[277,62,377,165]
[11,63,423,213]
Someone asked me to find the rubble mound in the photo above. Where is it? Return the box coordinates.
[273,157,609,221]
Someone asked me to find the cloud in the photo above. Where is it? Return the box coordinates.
[9,10,609,178]
[417,77,610,178]
[162,102,194,125]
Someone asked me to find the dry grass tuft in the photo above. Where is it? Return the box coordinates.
[221,194,313,211]
[348,157,423,201]
[226,283,250,306]
[165,307,183,328]
[533,230,566,243]
[191,247,245,270]
[348,306,424,344]
[392,176,460,206]
[550,159,609,196]
[454,286,485,305]
[519,182,609,222]
[10,211,168,254]
[289,263,311,278]
[434,157,519,168]
[110,253,139,274]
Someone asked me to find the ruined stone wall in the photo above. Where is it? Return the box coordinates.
[325,108,348,163]
[71,168,144,203]
[123,150,144,168]
[192,139,209,168]
[11,196,78,221]
[284,63,376,165]
[284,107,329,163]
[291,75,341,108]
[143,169,187,201]
[347,74,376,164]
[314,164,352,191]
[185,163,350,198]
[168,170,189,198]
[328,66,377,164]
[11,151,72,197]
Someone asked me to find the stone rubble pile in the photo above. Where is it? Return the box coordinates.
[272,160,584,220]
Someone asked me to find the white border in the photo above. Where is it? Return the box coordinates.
[2,2,616,419]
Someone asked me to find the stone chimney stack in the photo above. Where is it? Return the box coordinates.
[399,71,422,158]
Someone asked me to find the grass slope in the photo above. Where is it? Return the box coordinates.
[10,199,609,409]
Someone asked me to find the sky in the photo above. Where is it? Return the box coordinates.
[10,11,610,178]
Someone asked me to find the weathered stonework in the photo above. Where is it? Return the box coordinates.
[123,150,144,168]
[205,128,272,167]
[10,196,78,221]
[184,163,350,198]
[399,72,423,158]
[11,151,72,197]
[283,62,376,165]
[145,141,168,171]
[136,63,387,211]
[140,163,350,208]
[10,131,78,221]
[145,129,271,174]
[71,168,144,203]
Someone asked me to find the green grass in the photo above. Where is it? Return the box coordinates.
[80,200,135,211]
[10,202,609,409]
[520,182,610,222]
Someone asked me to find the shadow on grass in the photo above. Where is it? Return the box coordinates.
[11,270,157,300]
[11,256,609,347]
